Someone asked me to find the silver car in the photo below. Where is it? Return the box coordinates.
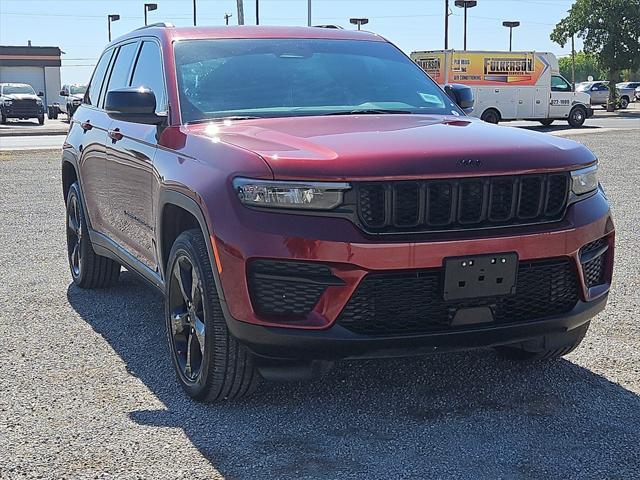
[576,81,633,109]
[616,82,640,107]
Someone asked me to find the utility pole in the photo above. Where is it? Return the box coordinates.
[308,0,311,26]
[107,14,120,42]
[571,33,576,91]
[237,0,244,25]
[193,0,197,26]
[444,0,449,49]
[256,0,259,25]
[224,13,233,25]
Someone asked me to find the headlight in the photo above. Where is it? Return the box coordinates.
[36,99,43,105]
[233,178,350,210]
[571,164,598,195]
[2,100,12,106]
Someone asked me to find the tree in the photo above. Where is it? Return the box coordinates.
[551,0,640,111]
[558,51,606,83]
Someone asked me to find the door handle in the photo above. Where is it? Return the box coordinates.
[108,128,123,142]
[80,120,92,132]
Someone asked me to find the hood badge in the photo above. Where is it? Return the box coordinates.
[458,158,483,167]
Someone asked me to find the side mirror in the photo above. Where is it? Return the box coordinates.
[38,91,45,97]
[60,89,68,96]
[591,86,598,91]
[105,87,165,125]
[444,83,474,114]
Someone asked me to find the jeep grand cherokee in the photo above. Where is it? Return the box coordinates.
[61,25,614,402]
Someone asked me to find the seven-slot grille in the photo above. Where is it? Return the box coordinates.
[355,173,570,233]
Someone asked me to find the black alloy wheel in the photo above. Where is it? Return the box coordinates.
[66,192,82,278]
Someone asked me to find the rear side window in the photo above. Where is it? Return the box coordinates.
[85,50,113,105]
[130,41,167,114]
[103,42,138,103]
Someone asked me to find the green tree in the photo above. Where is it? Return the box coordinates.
[558,51,606,83]
[551,0,640,111]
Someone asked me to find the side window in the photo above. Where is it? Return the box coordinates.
[102,42,138,105]
[130,41,167,114]
[85,49,114,106]
[551,75,571,92]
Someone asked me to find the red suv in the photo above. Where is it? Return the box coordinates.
[62,25,614,402]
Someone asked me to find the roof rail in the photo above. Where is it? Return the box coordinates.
[134,22,175,31]
[313,24,344,29]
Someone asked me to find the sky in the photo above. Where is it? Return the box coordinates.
[0,0,582,84]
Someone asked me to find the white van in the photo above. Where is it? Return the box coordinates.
[411,50,593,127]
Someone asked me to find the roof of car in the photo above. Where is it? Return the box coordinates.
[112,25,385,45]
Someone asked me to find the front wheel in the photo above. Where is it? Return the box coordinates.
[495,322,589,361]
[619,96,629,109]
[539,119,554,126]
[567,106,586,128]
[166,229,260,402]
[0,112,7,124]
[38,115,45,125]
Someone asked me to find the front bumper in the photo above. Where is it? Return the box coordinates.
[1,103,45,118]
[586,107,594,118]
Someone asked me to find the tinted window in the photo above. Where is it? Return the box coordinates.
[174,39,462,123]
[104,42,138,100]
[85,50,113,105]
[130,41,167,113]
[551,75,571,92]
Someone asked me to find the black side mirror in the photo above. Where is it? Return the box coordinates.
[105,87,165,125]
[60,89,68,96]
[444,83,474,114]
[38,91,45,97]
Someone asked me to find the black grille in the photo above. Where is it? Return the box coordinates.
[580,238,609,288]
[248,260,339,317]
[355,173,570,234]
[7,99,39,116]
[337,258,579,336]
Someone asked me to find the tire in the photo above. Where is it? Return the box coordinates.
[567,106,586,128]
[619,96,629,109]
[38,115,45,125]
[166,229,260,402]
[66,182,120,289]
[481,108,500,124]
[495,322,589,361]
[0,112,6,124]
[539,119,554,126]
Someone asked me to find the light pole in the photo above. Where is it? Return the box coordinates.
[107,14,120,42]
[444,0,449,49]
[502,21,520,51]
[454,0,477,50]
[193,0,197,26]
[256,0,259,25]
[144,3,157,26]
[349,18,369,31]
[307,0,311,26]
[224,13,233,26]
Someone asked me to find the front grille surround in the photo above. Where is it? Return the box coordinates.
[337,258,579,336]
[579,237,609,288]
[354,173,570,235]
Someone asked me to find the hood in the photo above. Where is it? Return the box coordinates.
[3,93,39,101]
[68,94,84,101]
[186,115,596,181]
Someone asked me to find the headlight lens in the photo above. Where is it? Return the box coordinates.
[233,178,350,210]
[2,100,12,106]
[571,164,598,195]
[36,98,43,104]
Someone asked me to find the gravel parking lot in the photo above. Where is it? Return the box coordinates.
[1,130,639,479]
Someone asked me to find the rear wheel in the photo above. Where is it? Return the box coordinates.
[481,108,500,124]
[539,119,554,126]
[495,322,589,361]
[166,229,260,402]
[0,112,6,124]
[567,106,586,128]
[38,114,45,125]
[66,182,120,288]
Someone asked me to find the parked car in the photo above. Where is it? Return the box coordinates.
[0,83,45,124]
[62,25,614,402]
[59,84,87,119]
[636,85,640,101]
[616,82,640,107]
[576,80,631,109]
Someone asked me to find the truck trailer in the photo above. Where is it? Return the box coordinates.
[410,50,593,127]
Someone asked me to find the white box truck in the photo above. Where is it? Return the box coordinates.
[410,50,593,127]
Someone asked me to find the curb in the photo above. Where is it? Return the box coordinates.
[0,129,67,138]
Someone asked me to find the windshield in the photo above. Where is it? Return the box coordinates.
[576,83,592,92]
[69,85,87,95]
[2,85,35,95]
[174,38,462,123]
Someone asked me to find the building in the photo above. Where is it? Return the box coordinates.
[0,45,62,107]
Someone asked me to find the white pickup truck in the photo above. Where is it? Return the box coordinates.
[58,84,87,119]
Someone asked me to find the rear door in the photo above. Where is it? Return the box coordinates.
[74,48,115,235]
[104,39,167,272]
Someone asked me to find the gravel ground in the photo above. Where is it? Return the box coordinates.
[0,131,639,479]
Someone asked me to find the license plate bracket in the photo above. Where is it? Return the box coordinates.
[443,253,518,301]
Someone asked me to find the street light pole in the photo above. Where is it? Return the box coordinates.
[571,33,576,91]
[193,0,197,26]
[107,14,120,42]
[237,0,244,25]
[224,13,233,25]
[144,3,157,26]
[454,0,477,51]
[308,0,311,26]
[349,18,369,31]
[444,0,449,49]
[502,21,520,51]
[256,0,259,25]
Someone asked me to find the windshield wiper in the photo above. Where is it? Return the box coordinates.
[187,115,262,125]
[323,109,414,116]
